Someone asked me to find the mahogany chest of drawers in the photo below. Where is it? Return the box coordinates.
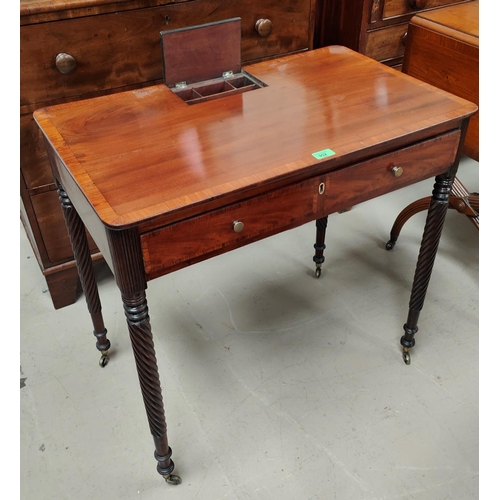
[20,0,316,309]
[314,0,473,68]
[402,0,478,160]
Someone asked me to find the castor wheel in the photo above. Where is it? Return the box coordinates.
[164,474,182,485]
[402,350,411,365]
[99,354,109,368]
[386,240,396,250]
[315,267,322,278]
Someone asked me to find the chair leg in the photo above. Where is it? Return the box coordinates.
[386,197,431,250]
[386,177,479,250]
[448,177,479,229]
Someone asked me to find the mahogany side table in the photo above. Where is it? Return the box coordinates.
[33,46,476,484]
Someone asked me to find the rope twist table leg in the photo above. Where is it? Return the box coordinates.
[401,174,453,364]
[57,181,110,366]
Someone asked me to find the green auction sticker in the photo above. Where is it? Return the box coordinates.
[312,148,335,160]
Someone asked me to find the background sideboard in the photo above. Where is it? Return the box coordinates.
[20,0,316,308]
[314,0,473,69]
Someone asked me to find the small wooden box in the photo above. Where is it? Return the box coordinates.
[402,1,478,160]
[160,18,266,105]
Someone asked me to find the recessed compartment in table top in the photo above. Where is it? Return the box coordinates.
[160,18,266,104]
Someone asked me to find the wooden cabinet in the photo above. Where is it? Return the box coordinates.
[20,0,316,309]
[314,0,472,68]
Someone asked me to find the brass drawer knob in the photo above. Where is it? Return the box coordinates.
[255,19,273,37]
[55,53,77,74]
[408,0,427,10]
[391,166,404,177]
[232,220,245,233]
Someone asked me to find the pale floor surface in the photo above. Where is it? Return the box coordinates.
[20,158,479,500]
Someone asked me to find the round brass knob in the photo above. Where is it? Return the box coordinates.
[232,220,245,233]
[408,0,427,10]
[255,19,273,37]
[391,166,404,177]
[55,53,77,74]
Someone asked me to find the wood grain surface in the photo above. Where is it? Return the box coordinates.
[34,46,477,230]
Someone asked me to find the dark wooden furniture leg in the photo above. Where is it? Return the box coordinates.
[386,178,479,250]
[106,228,181,485]
[313,216,328,278]
[400,173,454,365]
[56,180,111,367]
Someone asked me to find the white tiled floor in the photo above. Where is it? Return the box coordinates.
[20,157,479,499]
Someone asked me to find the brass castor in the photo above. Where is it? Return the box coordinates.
[99,353,109,368]
[164,474,182,485]
[315,266,322,278]
[402,348,411,365]
[386,240,396,250]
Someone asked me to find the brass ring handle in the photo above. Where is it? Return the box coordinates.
[55,53,77,74]
[232,220,245,233]
[391,166,404,177]
[408,0,427,10]
[255,19,273,37]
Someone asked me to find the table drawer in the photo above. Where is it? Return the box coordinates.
[21,0,312,106]
[141,130,460,279]
[365,23,408,62]
[142,175,322,278]
[383,0,467,19]
[320,130,460,215]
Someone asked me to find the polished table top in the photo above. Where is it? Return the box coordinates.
[34,46,476,230]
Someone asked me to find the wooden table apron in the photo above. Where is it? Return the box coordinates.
[33,46,476,483]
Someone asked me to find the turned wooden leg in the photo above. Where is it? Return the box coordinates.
[313,216,328,278]
[122,291,180,484]
[56,181,110,367]
[106,227,180,484]
[401,174,453,365]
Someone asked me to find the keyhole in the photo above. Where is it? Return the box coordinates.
[319,182,325,195]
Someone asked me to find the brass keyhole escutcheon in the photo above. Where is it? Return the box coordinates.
[232,220,244,233]
[319,182,325,195]
[391,166,403,177]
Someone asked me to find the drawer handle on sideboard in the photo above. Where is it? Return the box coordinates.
[401,31,407,46]
[255,19,273,37]
[391,166,404,178]
[232,220,245,233]
[408,0,427,10]
[55,53,77,74]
